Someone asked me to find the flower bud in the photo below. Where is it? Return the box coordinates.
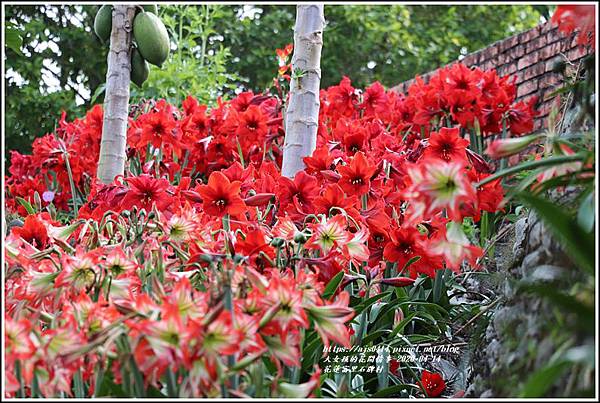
[181,190,203,203]
[485,134,542,159]
[293,231,308,244]
[379,276,415,287]
[244,193,275,206]
[270,237,285,248]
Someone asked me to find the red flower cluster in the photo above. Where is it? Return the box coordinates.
[552,5,596,49]
[5,62,534,397]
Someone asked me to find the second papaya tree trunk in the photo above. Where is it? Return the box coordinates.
[281,4,325,178]
[96,5,136,184]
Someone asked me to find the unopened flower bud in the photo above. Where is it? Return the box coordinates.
[270,237,285,248]
[485,134,543,159]
[294,231,308,244]
[379,277,415,287]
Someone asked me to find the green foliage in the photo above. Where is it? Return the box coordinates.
[131,5,240,106]
[5,21,24,55]
[5,5,108,157]
[221,5,542,90]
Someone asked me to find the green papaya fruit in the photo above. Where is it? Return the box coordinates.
[94,5,112,43]
[142,5,159,14]
[133,11,170,67]
[131,48,150,87]
[135,5,159,16]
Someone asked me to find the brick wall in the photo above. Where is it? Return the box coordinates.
[392,22,594,132]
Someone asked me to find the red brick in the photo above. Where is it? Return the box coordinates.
[482,45,499,60]
[525,35,548,53]
[522,62,546,81]
[482,60,496,71]
[538,44,558,62]
[539,100,554,115]
[495,64,510,76]
[499,35,519,52]
[545,40,568,56]
[508,44,525,60]
[566,45,588,61]
[538,72,563,89]
[517,53,538,70]
[570,33,583,48]
[548,27,564,41]
[493,52,507,65]
[518,27,539,43]
[462,51,481,66]
[540,22,554,34]
[517,81,538,98]
[504,63,518,75]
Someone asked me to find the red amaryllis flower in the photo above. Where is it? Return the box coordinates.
[506,97,537,135]
[383,226,427,270]
[303,145,336,174]
[552,5,595,48]
[278,170,319,213]
[337,151,377,196]
[12,214,50,249]
[235,105,268,143]
[314,183,360,219]
[121,175,173,212]
[138,108,183,155]
[197,171,246,217]
[236,229,275,269]
[304,291,354,349]
[423,127,470,164]
[420,370,446,397]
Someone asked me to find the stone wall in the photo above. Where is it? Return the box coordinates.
[463,191,594,397]
[392,21,594,133]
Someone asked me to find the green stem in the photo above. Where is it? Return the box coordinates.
[476,154,585,188]
[15,360,25,398]
[236,139,245,168]
[165,367,178,398]
[500,118,508,172]
[63,149,80,215]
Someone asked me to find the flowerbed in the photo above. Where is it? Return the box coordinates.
[5,62,539,398]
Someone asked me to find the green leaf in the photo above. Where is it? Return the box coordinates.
[476,154,587,187]
[322,270,345,299]
[389,312,417,338]
[577,189,595,233]
[301,332,323,373]
[373,383,418,397]
[518,192,594,274]
[16,196,36,215]
[432,268,446,304]
[90,83,106,104]
[361,329,390,345]
[518,283,594,332]
[5,27,24,56]
[519,360,571,397]
[353,291,393,315]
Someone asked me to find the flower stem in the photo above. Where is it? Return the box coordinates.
[63,149,80,216]
[476,154,585,188]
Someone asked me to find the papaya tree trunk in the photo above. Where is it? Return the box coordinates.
[96,5,136,184]
[281,4,325,178]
